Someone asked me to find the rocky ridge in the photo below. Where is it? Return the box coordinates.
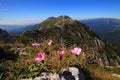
[21,16,120,66]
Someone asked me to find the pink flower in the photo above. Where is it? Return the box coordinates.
[48,40,53,46]
[32,43,40,48]
[34,57,42,62]
[71,47,82,55]
[34,52,45,62]
[37,52,45,60]
[57,50,65,56]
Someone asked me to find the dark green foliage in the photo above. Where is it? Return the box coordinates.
[98,30,120,49]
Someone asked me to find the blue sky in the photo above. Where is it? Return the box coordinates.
[0,0,120,24]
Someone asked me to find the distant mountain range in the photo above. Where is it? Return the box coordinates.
[80,18,120,49]
[0,24,38,34]
[80,18,120,32]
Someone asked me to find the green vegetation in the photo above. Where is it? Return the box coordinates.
[0,16,120,80]
[98,31,120,49]
[0,41,120,80]
[0,41,84,79]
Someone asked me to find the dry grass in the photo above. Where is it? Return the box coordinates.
[89,66,120,80]
[1,41,120,80]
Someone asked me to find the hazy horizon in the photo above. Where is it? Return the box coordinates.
[0,0,120,25]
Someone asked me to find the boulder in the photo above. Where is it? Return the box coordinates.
[21,67,86,80]
[11,47,27,55]
[59,67,86,80]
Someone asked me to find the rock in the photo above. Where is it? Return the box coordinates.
[21,73,60,80]
[94,38,105,49]
[11,47,27,55]
[21,67,86,80]
[36,73,60,80]
[102,54,110,66]
[59,67,86,80]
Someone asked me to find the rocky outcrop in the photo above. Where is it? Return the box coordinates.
[21,67,86,80]
[11,47,27,55]
[59,67,86,80]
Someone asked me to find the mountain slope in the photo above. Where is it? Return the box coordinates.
[0,28,13,43]
[98,30,120,49]
[80,18,120,49]
[80,18,120,32]
[21,16,120,66]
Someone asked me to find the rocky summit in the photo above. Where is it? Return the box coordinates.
[21,15,120,66]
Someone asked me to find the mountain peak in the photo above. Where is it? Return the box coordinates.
[36,15,74,29]
[57,15,72,20]
[47,15,72,20]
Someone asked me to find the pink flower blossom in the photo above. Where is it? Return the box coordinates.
[71,47,82,55]
[48,40,53,46]
[34,57,42,62]
[34,52,45,62]
[37,52,45,60]
[57,50,65,56]
[32,43,40,48]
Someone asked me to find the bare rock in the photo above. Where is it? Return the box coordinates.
[11,47,27,55]
[21,67,86,80]
[59,67,86,80]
